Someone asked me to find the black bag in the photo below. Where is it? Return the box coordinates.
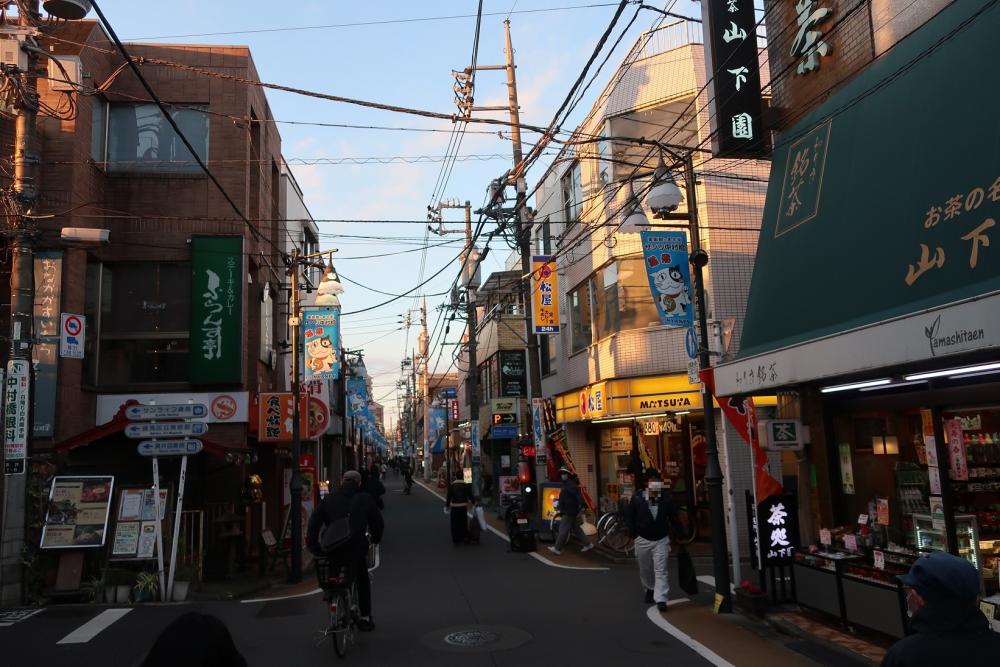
[467,515,481,544]
[676,545,698,596]
[320,515,353,553]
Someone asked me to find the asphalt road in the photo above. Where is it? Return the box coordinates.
[1,477,721,666]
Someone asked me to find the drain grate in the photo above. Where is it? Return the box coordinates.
[444,630,500,647]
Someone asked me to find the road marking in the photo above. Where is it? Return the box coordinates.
[242,588,323,604]
[417,482,608,571]
[697,574,736,592]
[645,604,736,667]
[0,608,43,627]
[57,609,131,644]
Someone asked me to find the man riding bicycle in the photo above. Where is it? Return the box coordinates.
[307,470,384,631]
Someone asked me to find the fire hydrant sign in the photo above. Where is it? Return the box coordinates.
[4,360,29,475]
[59,313,85,359]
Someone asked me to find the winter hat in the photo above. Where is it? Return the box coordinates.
[898,551,980,604]
[342,470,362,485]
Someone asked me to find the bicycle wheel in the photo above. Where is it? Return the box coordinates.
[331,590,351,657]
[603,517,634,554]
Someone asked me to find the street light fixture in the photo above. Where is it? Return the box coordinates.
[645,155,684,215]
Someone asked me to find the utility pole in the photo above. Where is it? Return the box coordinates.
[461,201,482,496]
[286,249,304,584]
[419,302,430,480]
[1,0,41,607]
[504,20,546,491]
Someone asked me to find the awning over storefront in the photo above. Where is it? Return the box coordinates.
[553,372,776,423]
[722,1,1000,395]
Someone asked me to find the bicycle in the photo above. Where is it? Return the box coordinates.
[315,558,360,657]
[596,511,634,555]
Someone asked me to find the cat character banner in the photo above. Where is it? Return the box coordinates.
[641,231,693,328]
[303,309,340,381]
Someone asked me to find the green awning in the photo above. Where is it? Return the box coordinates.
[738,1,1000,360]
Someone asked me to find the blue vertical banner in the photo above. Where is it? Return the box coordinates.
[303,309,340,380]
[641,230,693,328]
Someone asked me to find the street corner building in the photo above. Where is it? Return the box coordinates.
[0,17,335,604]
[714,0,1000,640]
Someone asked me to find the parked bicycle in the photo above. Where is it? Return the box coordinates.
[596,510,633,555]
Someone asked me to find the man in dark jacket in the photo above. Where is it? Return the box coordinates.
[882,551,1000,666]
[624,477,684,611]
[547,466,594,555]
[445,472,473,543]
[307,470,384,631]
[362,466,387,510]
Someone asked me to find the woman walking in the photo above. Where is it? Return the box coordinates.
[445,472,473,543]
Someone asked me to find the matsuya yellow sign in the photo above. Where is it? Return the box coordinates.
[531,256,560,334]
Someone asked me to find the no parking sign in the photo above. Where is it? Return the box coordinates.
[59,313,85,359]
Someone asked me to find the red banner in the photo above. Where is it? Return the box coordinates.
[700,368,782,504]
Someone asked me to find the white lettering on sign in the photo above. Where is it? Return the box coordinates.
[201,269,224,361]
[731,112,754,140]
[722,21,747,43]
[791,0,833,75]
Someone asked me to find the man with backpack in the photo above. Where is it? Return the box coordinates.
[307,470,384,631]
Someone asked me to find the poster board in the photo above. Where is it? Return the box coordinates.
[40,476,115,549]
[108,486,171,560]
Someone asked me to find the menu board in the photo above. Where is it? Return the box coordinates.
[109,486,170,559]
[40,476,115,549]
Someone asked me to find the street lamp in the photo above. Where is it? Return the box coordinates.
[645,155,684,215]
[315,261,344,307]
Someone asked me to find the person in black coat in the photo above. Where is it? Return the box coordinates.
[445,472,473,543]
[307,470,384,631]
[624,476,684,611]
[547,466,594,555]
[362,466,387,510]
[882,551,1000,666]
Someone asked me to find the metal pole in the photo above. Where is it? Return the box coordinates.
[288,252,303,583]
[685,154,732,612]
[152,457,166,600]
[1,0,40,607]
[505,20,545,494]
[166,454,188,601]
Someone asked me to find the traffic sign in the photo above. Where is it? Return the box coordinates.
[491,424,518,439]
[126,404,208,421]
[137,439,203,457]
[124,422,209,439]
[59,313,85,359]
[685,326,698,359]
[440,388,457,399]
[492,413,517,425]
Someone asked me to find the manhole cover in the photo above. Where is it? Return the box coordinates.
[444,630,500,646]
[422,624,532,653]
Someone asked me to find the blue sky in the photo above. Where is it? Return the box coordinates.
[95,0,702,425]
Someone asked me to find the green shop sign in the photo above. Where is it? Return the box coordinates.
[191,236,244,384]
[740,1,1000,359]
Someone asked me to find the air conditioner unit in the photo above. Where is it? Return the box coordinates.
[0,38,27,71]
[48,56,82,92]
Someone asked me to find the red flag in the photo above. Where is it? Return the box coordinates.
[700,368,782,503]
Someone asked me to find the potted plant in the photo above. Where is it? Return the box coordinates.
[133,571,159,603]
[81,575,105,603]
[171,563,198,602]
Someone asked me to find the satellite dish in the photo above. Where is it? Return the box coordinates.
[43,0,92,20]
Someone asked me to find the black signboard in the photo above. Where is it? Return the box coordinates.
[499,350,526,398]
[756,494,799,567]
[703,0,764,157]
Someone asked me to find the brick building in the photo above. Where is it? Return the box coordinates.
[0,20,303,585]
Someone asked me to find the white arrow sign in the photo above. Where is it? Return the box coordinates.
[126,404,208,421]
[125,422,209,439]
[137,439,204,457]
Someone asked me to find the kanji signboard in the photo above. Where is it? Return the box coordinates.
[258,393,309,443]
[757,494,799,566]
[191,236,244,384]
[3,360,29,475]
[530,256,560,334]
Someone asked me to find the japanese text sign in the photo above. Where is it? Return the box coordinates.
[641,231,693,328]
[4,360,29,475]
[258,393,308,443]
[191,236,244,384]
[33,251,62,438]
[303,309,340,381]
[946,418,968,481]
[757,495,799,566]
[703,0,764,156]
[530,256,560,334]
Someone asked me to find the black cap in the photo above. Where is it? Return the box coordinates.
[898,551,980,604]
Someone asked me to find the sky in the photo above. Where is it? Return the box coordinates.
[91,0,702,428]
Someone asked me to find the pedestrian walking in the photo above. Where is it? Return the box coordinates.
[547,466,594,555]
[624,476,684,611]
[362,466,387,510]
[140,612,246,667]
[445,471,473,543]
[882,551,1000,666]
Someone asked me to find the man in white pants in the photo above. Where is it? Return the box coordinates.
[624,477,684,612]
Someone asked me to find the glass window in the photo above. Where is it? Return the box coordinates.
[560,163,583,221]
[569,280,592,353]
[93,262,191,385]
[592,263,620,341]
[91,99,106,163]
[106,103,209,172]
[597,135,612,187]
[618,258,663,331]
[536,219,553,256]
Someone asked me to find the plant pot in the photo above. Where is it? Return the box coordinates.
[115,585,132,604]
[133,586,153,603]
[734,588,770,617]
[171,581,190,602]
[104,585,116,603]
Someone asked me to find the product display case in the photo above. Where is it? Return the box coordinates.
[912,513,981,569]
[840,554,913,639]
[793,550,860,621]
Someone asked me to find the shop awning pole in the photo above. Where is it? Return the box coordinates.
[165,454,188,602]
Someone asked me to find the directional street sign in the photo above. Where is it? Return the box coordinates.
[124,422,209,439]
[492,413,517,425]
[137,439,204,457]
[491,424,518,439]
[126,404,208,421]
